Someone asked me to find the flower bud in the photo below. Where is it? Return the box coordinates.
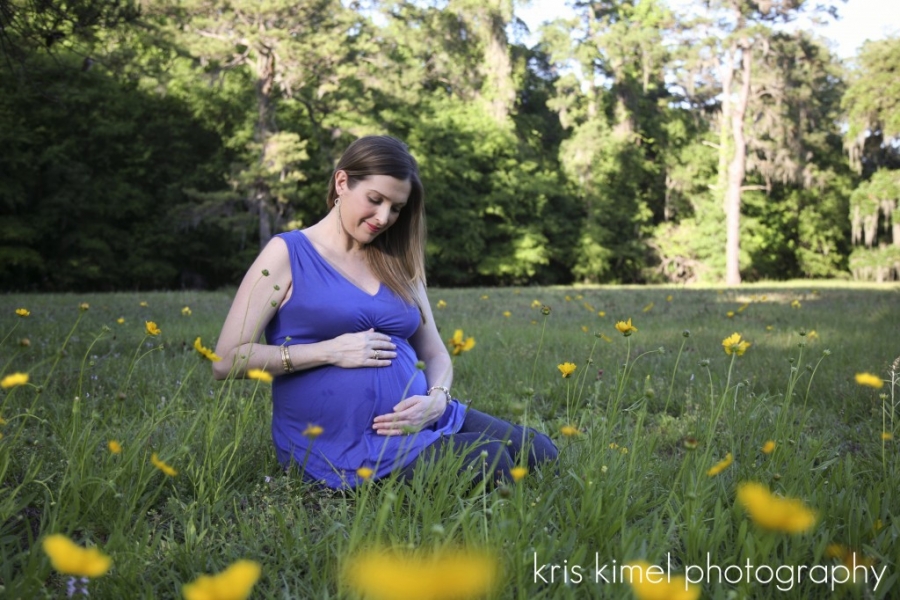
[682,330,691,338]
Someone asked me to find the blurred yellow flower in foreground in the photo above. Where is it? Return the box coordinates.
[108,440,122,454]
[1,372,29,389]
[624,560,700,600]
[722,332,751,356]
[761,440,776,454]
[194,338,222,362]
[183,559,262,600]
[448,329,476,355]
[151,453,178,477]
[145,321,161,336]
[437,300,447,309]
[303,424,324,439]
[706,452,733,476]
[736,482,816,533]
[559,425,580,437]
[615,318,637,336]
[247,369,272,383]
[557,362,576,378]
[182,306,192,316]
[344,548,498,600]
[855,372,883,389]
[15,308,30,317]
[357,467,374,481]
[510,467,528,482]
[42,534,112,578]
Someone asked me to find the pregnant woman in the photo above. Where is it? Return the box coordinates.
[213,135,557,488]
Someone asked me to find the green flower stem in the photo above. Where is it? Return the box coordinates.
[663,337,688,416]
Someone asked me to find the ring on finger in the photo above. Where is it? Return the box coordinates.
[374,349,380,360]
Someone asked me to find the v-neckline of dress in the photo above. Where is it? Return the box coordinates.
[299,231,383,298]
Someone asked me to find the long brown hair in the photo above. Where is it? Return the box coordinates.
[327,136,426,314]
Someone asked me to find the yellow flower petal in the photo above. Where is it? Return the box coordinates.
[1,372,29,389]
[624,560,700,600]
[42,534,112,578]
[183,559,262,600]
[557,362,577,378]
[145,321,161,336]
[15,308,30,317]
[615,318,637,336]
[854,372,883,389]
[151,453,177,477]
[344,549,497,600]
[247,369,273,383]
[357,467,375,481]
[108,440,122,454]
[736,482,816,533]
[303,424,323,439]
[510,467,528,482]
[761,440,776,454]
[706,452,733,476]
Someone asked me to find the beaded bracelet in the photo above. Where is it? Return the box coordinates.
[280,345,295,373]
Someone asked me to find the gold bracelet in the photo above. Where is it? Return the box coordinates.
[280,345,295,373]
[426,385,451,400]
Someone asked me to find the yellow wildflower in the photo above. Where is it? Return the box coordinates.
[559,425,580,437]
[145,321,161,336]
[117,317,125,324]
[599,333,612,343]
[193,338,222,362]
[583,302,595,312]
[448,329,476,356]
[736,482,817,533]
[357,467,375,481]
[855,372,883,389]
[531,299,542,309]
[151,453,178,477]
[807,330,818,340]
[722,332,751,356]
[139,301,148,307]
[247,369,273,383]
[1,372,29,389]
[706,452,733,477]
[598,311,606,317]
[564,295,572,302]
[42,534,112,578]
[108,440,122,454]
[183,559,262,600]
[642,302,654,313]
[436,300,447,309]
[791,299,802,309]
[766,325,774,331]
[761,440,776,454]
[615,318,637,336]
[480,294,489,300]
[182,306,192,316]
[15,308,30,317]
[882,432,893,441]
[736,303,749,313]
[624,560,700,600]
[343,548,498,600]
[666,295,673,302]
[557,362,576,378]
[19,338,30,347]
[581,325,589,333]
[303,424,324,439]
[503,311,511,318]
[79,302,90,311]
[726,311,735,318]
[510,467,528,482]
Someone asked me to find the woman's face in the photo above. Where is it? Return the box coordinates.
[336,173,412,243]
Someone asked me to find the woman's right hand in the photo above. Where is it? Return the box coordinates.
[331,328,397,368]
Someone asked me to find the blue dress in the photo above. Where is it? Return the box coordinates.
[264,230,466,488]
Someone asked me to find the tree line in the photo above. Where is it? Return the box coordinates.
[1,0,898,291]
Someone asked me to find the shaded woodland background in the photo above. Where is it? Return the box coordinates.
[1,0,898,292]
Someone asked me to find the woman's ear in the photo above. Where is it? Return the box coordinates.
[334,170,348,196]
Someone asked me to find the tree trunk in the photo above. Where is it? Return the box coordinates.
[253,50,277,249]
[724,40,752,285]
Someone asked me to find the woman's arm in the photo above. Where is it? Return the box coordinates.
[372,282,452,435]
[213,237,396,380]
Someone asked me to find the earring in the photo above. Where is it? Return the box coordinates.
[334,196,341,206]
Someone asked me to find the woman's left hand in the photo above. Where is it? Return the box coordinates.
[372,394,448,436]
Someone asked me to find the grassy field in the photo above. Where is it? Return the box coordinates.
[1,283,898,599]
